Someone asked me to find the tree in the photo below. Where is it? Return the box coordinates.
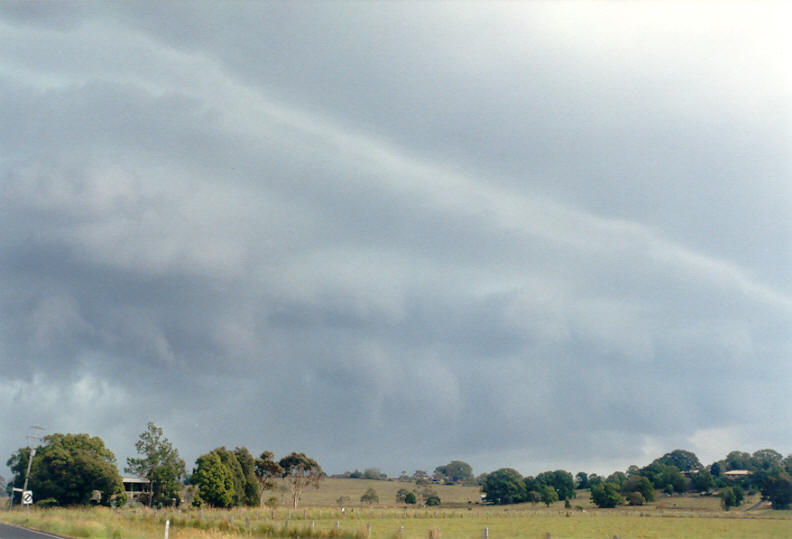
[413,470,430,485]
[640,462,686,493]
[722,451,754,472]
[629,491,646,506]
[482,468,525,505]
[720,486,743,510]
[404,492,417,504]
[652,449,703,472]
[621,475,655,503]
[233,447,261,506]
[575,472,588,489]
[360,487,378,504]
[192,452,234,508]
[690,470,714,492]
[605,471,627,489]
[760,472,792,509]
[6,447,32,503]
[425,495,441,506]
[9,433,123,506]
[363,467,387,480]
[278,452,324,509]
[587,474,602,487]
[536,470,576,501]
[255,451,283,495]
[125,422,185,507]
[212,447,246,506]
[396,488,411,503]
[753,449,783,470]
[434,461,474,485]
[590,482,624,508]
[540,485,558,506]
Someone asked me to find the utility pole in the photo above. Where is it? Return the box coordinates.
[20,426,44,514]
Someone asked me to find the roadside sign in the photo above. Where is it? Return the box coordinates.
[22,490,33,505]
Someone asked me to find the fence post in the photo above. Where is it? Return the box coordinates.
[163,519,170,539]
[483,527,489,538]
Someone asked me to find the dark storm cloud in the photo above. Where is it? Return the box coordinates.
[1,2,790,476]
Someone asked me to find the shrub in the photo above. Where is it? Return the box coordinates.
[360,488,378,504]
[629,492,646,506]
[425,495,441,506]
[590,483,624,508]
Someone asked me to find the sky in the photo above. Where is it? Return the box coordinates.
[1,1,790,480]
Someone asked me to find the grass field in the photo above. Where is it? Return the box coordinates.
[1,481,791,538]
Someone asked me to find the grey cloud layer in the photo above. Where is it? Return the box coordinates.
[1,2,790,475]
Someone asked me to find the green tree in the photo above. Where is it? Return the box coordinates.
[621,475,655,502]
[404,491,417,504]
[536,470,576,501]
[191,452,234,508]
[606,471,627,488]
[125,422,185,507]
[540,485,558,506]
[760,472,792,509]
[720,486,743,510]
[587,474,602,487]
[752,449,783,470]
[590,482,624,508]
[255,451,282,494]
[434,461,474,485]
[652,449,703,472]
[482,468,525,505]
[360,487,379,504]
[691,470,714,492]
[575,472,588,489]
[722,451,754,471]
[9,433,123,506]
[209,447,246,506]
[278,452,324,509]
[641,462,686,492]
[629,491,646,506]
[425,495,441,506]
[6,447,32,503]
[395,488,410,503]
[233,447,261,506]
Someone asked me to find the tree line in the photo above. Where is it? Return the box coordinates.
[6,426,791,511]
[6,423,323,510]
[479,448,792,510]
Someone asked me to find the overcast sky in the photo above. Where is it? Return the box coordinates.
[1,1,790,479]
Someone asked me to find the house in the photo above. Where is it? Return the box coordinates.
[122,477,151,501]
[723,469,752,478]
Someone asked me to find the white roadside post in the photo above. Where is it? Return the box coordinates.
[164,519,170,539]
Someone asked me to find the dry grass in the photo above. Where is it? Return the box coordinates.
[1,489,790,539]
[274,478,483,507]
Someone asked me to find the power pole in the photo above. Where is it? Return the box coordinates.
[20,426,44,514]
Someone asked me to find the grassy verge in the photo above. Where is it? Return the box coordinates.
[1,502,791,539]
